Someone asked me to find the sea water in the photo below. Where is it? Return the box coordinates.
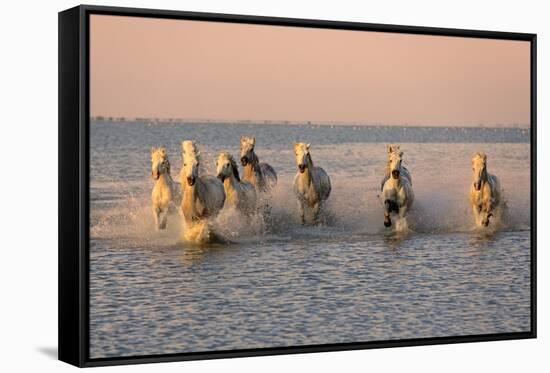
[89,120,531,358]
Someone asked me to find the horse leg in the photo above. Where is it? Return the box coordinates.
[298,200,306,225]
[152,205,161,230]
[482,203,493,227]
[312,202,321,225]
[159,206,168,230]
[384,212,392,227]
[397,205,409,230]
[471,204,480,227]
[399,205,408,220]
[383,199,396,227]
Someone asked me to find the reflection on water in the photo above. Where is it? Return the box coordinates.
[89,121,531,358]
[89,230,530,358]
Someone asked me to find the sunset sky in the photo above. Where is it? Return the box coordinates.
[90,15,530,127]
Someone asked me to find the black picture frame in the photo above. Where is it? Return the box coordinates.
[58,4,537,368]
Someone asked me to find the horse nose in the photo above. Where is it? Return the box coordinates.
[391,170,399,179]
[298,164,306,173]
[474,181,481,191]
[240,156,248,165]
[187,176,196,186]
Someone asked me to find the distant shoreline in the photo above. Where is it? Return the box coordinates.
[90,115,531,130]
[90,116,530,130]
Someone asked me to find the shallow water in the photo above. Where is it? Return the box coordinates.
[89,120,531,358]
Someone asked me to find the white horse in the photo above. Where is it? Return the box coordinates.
[293,142,331,225]
[151,147,177,230]
[240,136,277,193]
[216,152,257,216]
[380,144,412,190]
[381,148,414,228]
[470,152,501,227]
[180,141,225,229]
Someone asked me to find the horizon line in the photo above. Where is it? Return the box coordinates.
[90,115,530,129]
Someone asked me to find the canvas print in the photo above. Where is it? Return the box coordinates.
[89,15,531,358]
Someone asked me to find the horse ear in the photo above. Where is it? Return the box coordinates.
[151,147,156,156]
[252,137,256,145]
[306,143,311,150]
[388,144,400,153]
[399,151,404,157]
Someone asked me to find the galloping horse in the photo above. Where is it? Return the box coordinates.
[381,147,414,228]
[150,147,177,230]
[239,136,277,193]
[293,142,331,225]
[180,141,225,228]
[470,152,501,227]
[216,152,257,216]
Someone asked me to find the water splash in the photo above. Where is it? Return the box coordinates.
[90,135,530,247]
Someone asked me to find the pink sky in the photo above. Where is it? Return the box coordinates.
[90,15,530,127]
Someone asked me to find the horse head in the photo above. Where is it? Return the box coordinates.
[472,152,488,191]
[240,136,256,166]
[388,150,404,179]
[181,140,200,186]
[216,152,240,182]
[151,147,170,180]
[294,142,311,174]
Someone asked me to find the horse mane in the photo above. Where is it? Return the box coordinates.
[245,146,262,175]
[152,146,168,158]
[182,140,200,162]
[473,152,487,162]
[305,152,314,167]
[227,153,241,182]
[249,150,260,167]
